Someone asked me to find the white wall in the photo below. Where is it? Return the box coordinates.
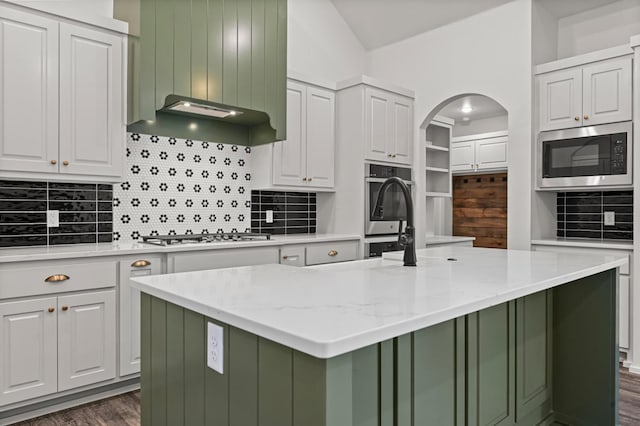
[557,0,640,58]
[532,0,559,65]
[452,115,508,138]
[365,0,533,250]
[288,0,366,82]
[5,0,113,18]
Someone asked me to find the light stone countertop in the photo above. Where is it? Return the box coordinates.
[424,235,475,245]
[130,246,626,358]
[0,234,361,263]
[531,238,633,251]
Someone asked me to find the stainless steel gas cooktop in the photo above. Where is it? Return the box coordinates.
[141,232,271,246]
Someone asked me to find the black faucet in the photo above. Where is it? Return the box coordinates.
[372,177,417,266]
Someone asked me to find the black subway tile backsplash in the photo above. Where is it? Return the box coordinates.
[251,190,316,235]
[556,191,633,241]
[0,180,113,247]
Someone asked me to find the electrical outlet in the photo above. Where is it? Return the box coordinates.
[47,210,59,227]
[266,210,274,224]
[207,322,224,374]
[604,211,615,226]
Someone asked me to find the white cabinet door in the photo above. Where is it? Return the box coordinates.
[119,256,162,376]
[273,81,307,186]
[451,141,475,172]
[538,68,582,131]
[390,95,413,165]
[582,57,632,127]
[305,86,335,188]
[57,290,116,391]
[365,87,391,163]
[476,136,508,170]
[59,23,123,178]
[620,275,630,349]
[0,7,58,174]
[0,297,57,406]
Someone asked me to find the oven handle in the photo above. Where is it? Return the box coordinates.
[365,177,414,184]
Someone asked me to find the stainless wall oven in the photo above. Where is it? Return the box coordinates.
[538,121,632,189]
[365,164,413,236]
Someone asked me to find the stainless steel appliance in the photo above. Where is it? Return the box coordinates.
[365,164,413,236]
[141,232,271,246]
[538,121,632,189]
[365,240,401,258]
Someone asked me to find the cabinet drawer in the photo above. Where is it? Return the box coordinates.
[306,241,358,266]
[532,245,630,275]
[169,247,280,273]
[0,260,117,299]
[280,246,306,267]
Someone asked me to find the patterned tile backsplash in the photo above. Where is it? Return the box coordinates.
[0,180,113,247]
[251,190,316,234]
[557,191,633,240]
[113,133,252,241]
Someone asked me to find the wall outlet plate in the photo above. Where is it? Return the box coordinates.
[47,210,59,227]
[604,211,615,226]
[266,210,274,223]
[207,322,224,374]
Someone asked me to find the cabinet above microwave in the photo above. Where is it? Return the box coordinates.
[537,121,632,191]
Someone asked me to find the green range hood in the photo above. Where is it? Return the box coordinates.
[116,0,287,146]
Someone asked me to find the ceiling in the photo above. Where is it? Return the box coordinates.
[331,0,625,50]
[437,95,507,123]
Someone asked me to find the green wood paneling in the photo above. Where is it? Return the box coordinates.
[229,327,258,426]
[553,270,618,426]
[237,0,252,107]
[222,0,239,105]
[140,293,152,426]
[455,317,466,426]
[138,0,155,121]
[293,351,326,426]
[165,303,184,426]
[258,338,293,426]
[352,345,378,426]
[190,0,208,99]
[205,319,229,426]
[263,0,278,138]
[275,0,287,140]
[149,297,167,426]
[154,0,174,109]
[379,339,394,426]
[183,310,205,426]
[207,0,223,103]
[413,320,456,426]
[325,353,353,426]
[516,291,552,422]
[172,0,191,97]
[251,0,266,111]
[395,334,412,426]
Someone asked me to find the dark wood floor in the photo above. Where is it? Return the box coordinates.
[11,368,640,425]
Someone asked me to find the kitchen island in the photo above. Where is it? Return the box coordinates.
[131,246,625,426]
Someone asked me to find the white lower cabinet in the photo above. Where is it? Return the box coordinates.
[0,290,116,406]
[0,297,58,406]
[57,290,116,391]
[168,247,280,273]
[279,241,360,266]
[119,256,163,376]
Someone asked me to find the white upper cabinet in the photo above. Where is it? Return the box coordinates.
[255,79,335,190]
[59,23,123,178]
[0,6,126,182]
[0,7,58,174]
[538,57,631,132]
[364,87,413,165]
[451,133,508,173]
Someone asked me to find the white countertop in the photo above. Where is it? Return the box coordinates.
[130,246,625,359]
[424,235,475,245]
[0,234,361,263]
[531,238,633,251]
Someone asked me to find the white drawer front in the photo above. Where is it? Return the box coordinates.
[0,260,117,299]
[280,246,306,267]
[306,241,358,266]
[170,247,280,273]
[531,245,630,275]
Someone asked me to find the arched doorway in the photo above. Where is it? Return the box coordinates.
[421,94,509,248]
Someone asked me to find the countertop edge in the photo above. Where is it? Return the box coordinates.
[531,239,634,251]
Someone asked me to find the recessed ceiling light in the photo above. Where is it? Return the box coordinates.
[461,105,473,114]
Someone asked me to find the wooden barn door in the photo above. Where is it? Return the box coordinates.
[452,173,507,249]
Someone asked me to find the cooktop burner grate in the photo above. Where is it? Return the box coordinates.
[141,232,271,246]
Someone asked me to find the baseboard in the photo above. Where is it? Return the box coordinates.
[0,379,140,426]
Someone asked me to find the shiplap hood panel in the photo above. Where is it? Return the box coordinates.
[119,0,287,146]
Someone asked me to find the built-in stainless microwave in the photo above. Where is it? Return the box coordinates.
[538,122,632,189]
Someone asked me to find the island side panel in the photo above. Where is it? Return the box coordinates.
[552,269,619,426]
